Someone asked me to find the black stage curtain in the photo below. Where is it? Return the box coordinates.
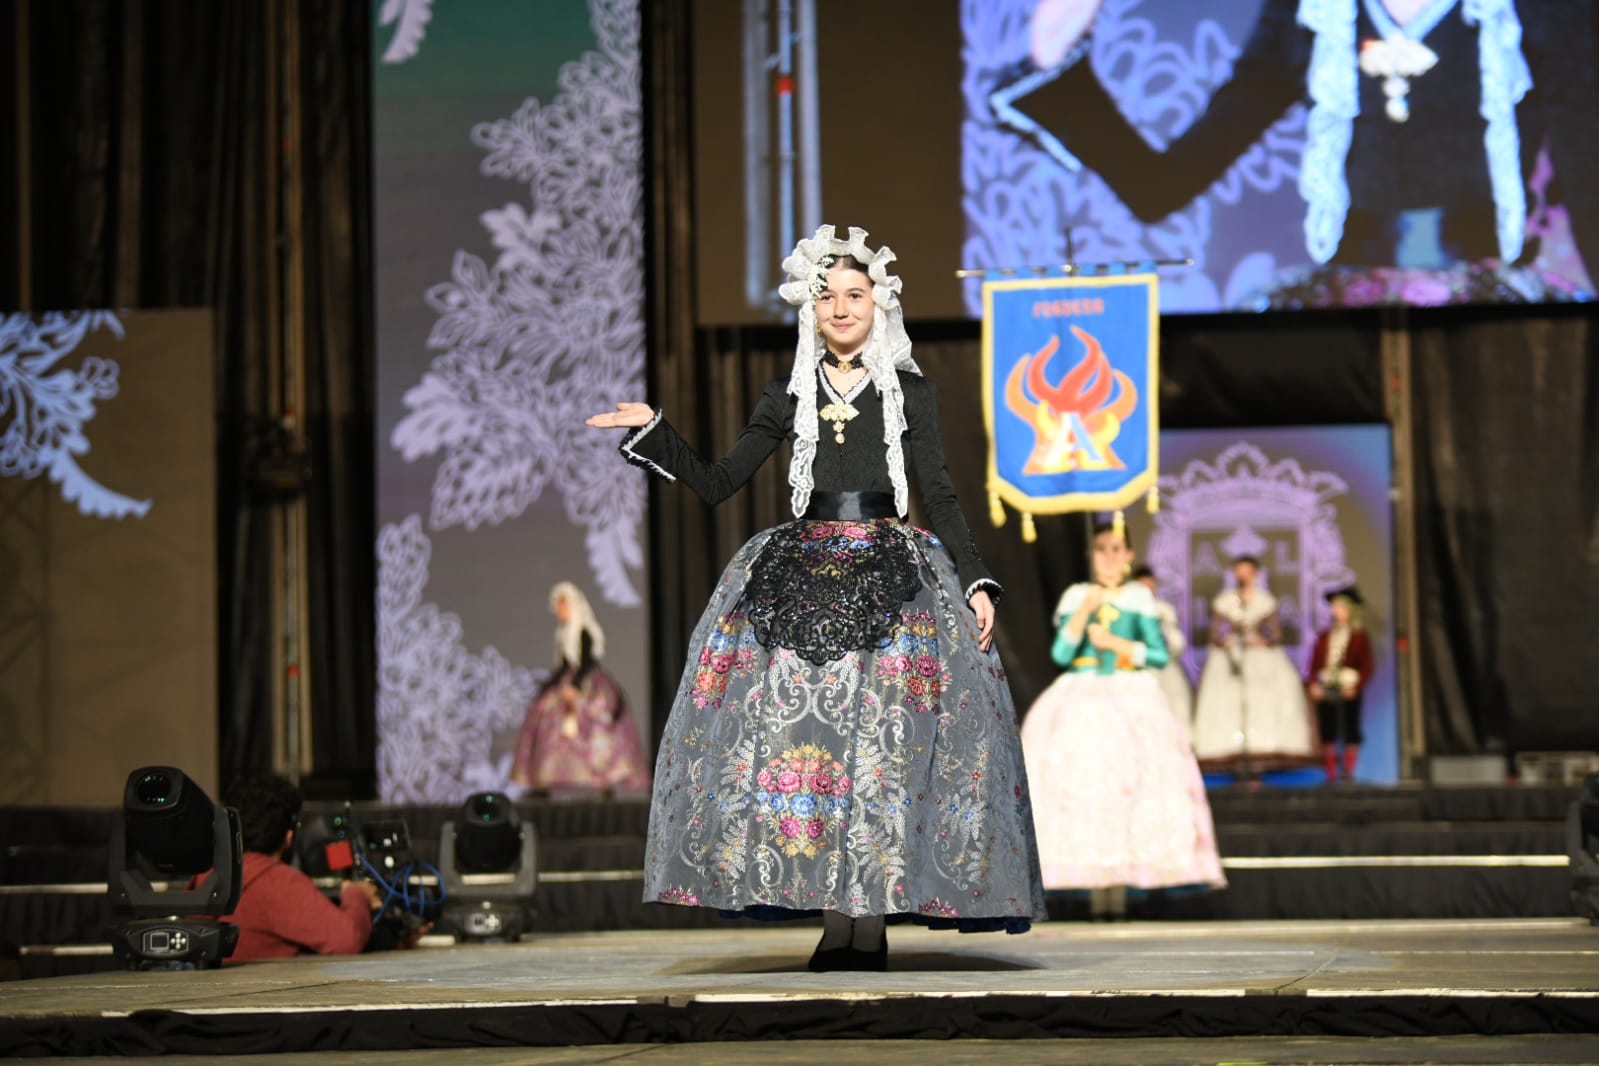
[1410,307,1599,755]
[294,0,377,794]
[3,0,376,793]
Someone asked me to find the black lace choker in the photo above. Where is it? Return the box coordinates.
[822,350,864,370]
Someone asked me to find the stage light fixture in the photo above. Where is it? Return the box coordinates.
[108,766,242,969]
[1570,772,1599,925]
[438,791,538,943]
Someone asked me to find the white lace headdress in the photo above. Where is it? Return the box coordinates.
[777,225,922,518]
[550,581,604,666]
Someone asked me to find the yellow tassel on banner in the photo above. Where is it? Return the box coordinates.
[988,491,1006,529]
[1147,485,1160,514]
[1112,509,1125,542]
[1020,511,1038,543]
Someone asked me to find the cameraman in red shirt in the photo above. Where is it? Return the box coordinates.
[215,776,380,962]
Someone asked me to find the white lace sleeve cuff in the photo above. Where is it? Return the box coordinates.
[964,578,1004,605]
[1128,642,1148,668]
[618,409,676,482]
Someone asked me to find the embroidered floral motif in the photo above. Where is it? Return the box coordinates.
[656,886,700,906]
[644,524,1046,929]
[873,610,953,714]
[691,613,761,709]
[741,520,921,665]
[755,744,854,859]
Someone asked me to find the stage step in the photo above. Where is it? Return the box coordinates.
[1,784,1581,979]
[1217,820,1565,856]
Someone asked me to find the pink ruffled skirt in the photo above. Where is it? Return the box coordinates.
[1020,671,1225,891]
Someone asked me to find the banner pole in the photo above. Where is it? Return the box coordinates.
[955,256,1192,279]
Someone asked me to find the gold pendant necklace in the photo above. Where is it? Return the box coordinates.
[819,366,862,445]
[818,400,858,445]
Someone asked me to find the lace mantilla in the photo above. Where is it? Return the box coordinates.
[1298,0,1530,264]
[1298,0,1360,263]
[740,519,922,666]
[1463,0,1531,263]
[550,580,605,665]
[777,225,921,519]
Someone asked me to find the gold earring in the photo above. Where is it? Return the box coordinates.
[1123,563,1132,575]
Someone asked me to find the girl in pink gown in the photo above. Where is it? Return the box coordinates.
[511,582,652,792]
[1020,524,1225,917]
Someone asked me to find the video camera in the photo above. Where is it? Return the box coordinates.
[296,805,442,943]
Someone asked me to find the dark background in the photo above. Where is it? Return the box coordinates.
[691,0,967,323]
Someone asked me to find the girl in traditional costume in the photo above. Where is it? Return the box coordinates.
[511,582,652,793]
[586,226,1046,970]
[1192,557,1318,771]
[1021,524,1225,917]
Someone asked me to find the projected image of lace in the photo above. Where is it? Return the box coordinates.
[388,0,647,607]
[0,312,152,520]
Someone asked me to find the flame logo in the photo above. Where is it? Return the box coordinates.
[1004,325,1137,475]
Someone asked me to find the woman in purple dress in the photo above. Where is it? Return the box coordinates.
[511,582,652,793]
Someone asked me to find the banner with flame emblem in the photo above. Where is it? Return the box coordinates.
[982,274,1159,540]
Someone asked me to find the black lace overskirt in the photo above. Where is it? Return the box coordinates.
[739,519,921,665]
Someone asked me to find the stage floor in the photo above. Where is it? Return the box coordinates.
[22,1035,1599,1065]
[4,918,1598,1057]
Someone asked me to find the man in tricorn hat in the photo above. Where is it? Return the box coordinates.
[1307,587,1374,783]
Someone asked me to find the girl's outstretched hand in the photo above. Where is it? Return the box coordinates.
[586,402,655,429]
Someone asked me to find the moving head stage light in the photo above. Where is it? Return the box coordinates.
[108,766,242,970]
[438,791,538,942]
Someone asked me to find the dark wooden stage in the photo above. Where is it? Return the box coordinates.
[3,918,1598,1060]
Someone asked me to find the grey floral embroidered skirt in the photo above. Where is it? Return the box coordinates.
[642,518,1047,932]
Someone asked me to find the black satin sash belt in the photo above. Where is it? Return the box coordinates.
[802,490,900,522]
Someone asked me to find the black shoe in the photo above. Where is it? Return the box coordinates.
[807,939,888,972]
[807,946,857,972]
